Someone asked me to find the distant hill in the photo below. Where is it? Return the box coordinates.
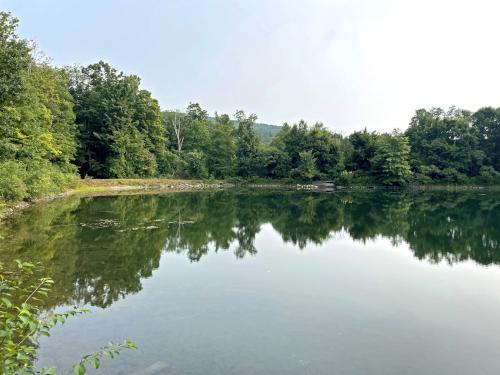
[251,122,281,143]
[210,117,281,143]
[163,111,281,143]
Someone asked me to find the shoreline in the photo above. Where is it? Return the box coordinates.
[1,178,499,220]
[0,179,226,220]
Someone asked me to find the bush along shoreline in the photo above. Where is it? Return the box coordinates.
[1,11,500,208]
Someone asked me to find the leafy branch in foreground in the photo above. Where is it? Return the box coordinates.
[0,261,136,374]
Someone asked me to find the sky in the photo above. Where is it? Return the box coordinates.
[3,0,500,133]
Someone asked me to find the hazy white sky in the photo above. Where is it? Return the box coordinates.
[4,0,500,132]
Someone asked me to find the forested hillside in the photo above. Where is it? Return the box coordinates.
[251,122,281,143]
[1,11,500,205]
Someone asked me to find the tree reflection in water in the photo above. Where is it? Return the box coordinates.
[0,190,498,309]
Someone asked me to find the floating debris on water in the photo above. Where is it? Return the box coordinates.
[117,225,159,232]
[167,220,195,224]
[80,219,120,229]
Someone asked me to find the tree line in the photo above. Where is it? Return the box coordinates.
[1,12,500,203]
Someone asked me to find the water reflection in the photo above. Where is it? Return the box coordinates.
[0,190,498,309]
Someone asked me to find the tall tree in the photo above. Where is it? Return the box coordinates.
[170,111,184,154]
[307,123,343,177]
[346,129,377,171]
[0,12,77,202]
[293,150,319,181]
[181,102,209,154]
[235,110,262,177]
[0,12,31,107]
[206,113,236,178]
[405,107,484,180]
[472,107,500,171]
[273,120,309,170]
[372,131,411,186]
[69,61,166,178]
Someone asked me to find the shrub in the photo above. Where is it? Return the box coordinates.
[477,166,500,184]
[336,170,353,186]
[0,261,136,374]
[441,168,467,184]
[181,151,208,179]
[0,161,27,202]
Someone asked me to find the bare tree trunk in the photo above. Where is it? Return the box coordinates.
[172,111,184,154]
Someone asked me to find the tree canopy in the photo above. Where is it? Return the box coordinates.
[69,61,166,178]
[1,10,500,205]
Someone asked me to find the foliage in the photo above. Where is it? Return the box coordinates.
[472,107,500,171]
[406,107,486,182]
[0,12,77,204]
[371,131,411,186]
[2,10,500,208]
[346,129,377,172]
[155,105,500,185]
[69,61,165,178]
[0,260,136,374]
[0,13,31,107]
[206,113,236,178]
[263,146,290,178]
[292,150,319,181]
[180,151,208,179]
[235,110,262,177]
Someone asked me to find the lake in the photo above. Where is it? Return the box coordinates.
[1,190,500,374]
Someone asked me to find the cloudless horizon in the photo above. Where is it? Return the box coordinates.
[4,0,500,133]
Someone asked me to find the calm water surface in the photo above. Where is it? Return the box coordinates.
[1,190,500,374]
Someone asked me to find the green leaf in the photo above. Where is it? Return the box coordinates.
[1,297,12,307]
[73,363,86,375]
[91,357,100,369]
[125,339,137,349]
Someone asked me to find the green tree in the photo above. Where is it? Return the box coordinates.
[472,107,500,171]
[0,12,31,107]
[271,121,308,170]
[372,131,411,186]
[292,150,319,181]
[69,61,166,178]
[235,110,262,177]
[206,113,236,178]
[180,150,208,178]
[108,125,159,177]
[346,128,377,171]
[0,12,77,203]
[405,107,484,181]
[307,123,343,177]
[264,146,290,178]
[182,102,210,154]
